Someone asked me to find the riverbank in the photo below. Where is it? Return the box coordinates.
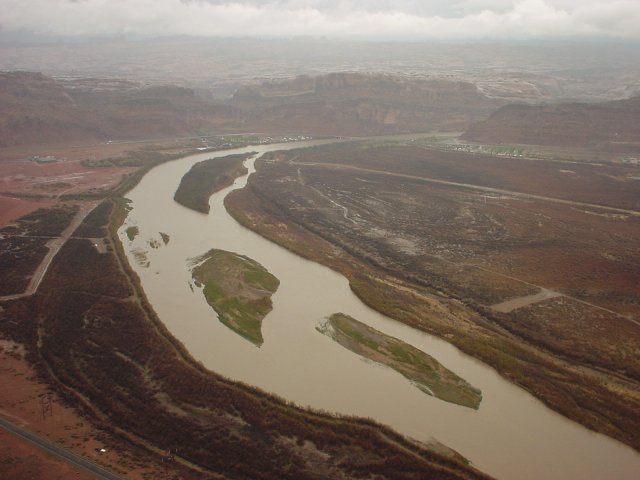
[118,139,640,480]
[223,142,640,453]
[0,140,492,479]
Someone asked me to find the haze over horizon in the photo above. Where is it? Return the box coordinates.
[1,0,639,42]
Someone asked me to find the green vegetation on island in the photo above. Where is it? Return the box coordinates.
[192,249,279,346]
[125,225,139,241]
[0,197,490,480]
[174,153,253,214]
[318,313,482,409]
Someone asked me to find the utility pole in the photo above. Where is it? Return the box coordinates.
[162,448,176,480]
[39,392,53,419]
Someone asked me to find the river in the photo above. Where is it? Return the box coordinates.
[120,141,640,480]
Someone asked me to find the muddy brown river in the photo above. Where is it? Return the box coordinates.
[120,142,640,480]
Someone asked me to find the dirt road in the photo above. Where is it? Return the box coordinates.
[293,161,640,217]
[0,202,97,302]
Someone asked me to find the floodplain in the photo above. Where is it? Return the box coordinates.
[226,140,640,450]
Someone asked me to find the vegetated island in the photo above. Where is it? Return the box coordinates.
[192,249,279,346]
[0,199,493,480]
[224,141,640,449]
[125,225,139,241]
[318,313,482,409]
[173,152,254,213]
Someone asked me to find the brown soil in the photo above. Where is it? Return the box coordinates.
[0,137,187,163]
[0,340,177,480]
[0,158,134,199]
[288,143,640,210]
[0,429,95,480]
[224,141,640,450]
[0,134,218,227]
[495,297,640,380]
[0,195,54,228]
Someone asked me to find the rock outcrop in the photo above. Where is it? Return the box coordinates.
[232,72,504,135]
[463,96,640,152]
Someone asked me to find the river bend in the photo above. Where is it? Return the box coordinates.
[120,142,640,480]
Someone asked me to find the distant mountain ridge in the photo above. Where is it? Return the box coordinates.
[0,71,239,147]
[0,71,504,146]
[0,71,93,146]
[233,72,504,135]
[463,96,640,152]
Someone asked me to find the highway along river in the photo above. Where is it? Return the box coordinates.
[120,141,640,480]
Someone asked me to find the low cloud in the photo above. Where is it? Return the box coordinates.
[1,0,639,40]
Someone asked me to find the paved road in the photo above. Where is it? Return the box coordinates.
[0,417,124,480]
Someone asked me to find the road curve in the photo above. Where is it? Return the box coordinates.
[0,417,125,480]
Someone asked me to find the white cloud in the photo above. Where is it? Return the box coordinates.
[1,0,638,40]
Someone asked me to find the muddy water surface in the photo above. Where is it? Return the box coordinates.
[120,142,640,480]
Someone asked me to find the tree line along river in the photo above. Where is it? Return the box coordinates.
[120,140,640,480]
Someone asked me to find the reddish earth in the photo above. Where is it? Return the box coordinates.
[0,137,183,228]
[0,340,179,480]
[0,139,175,163]
[0,195,54,228]
[0,71,240,148]
[0,429,95,480]
[0,158,134,200]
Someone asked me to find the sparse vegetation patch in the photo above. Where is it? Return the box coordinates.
[191,249,279,346]
[125,226,139,241]
[0,204,78,295]
[318,313,482,409]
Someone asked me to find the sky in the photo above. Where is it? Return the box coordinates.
[1,0,639,41]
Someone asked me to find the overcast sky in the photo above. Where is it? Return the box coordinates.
[1,0,639,41]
